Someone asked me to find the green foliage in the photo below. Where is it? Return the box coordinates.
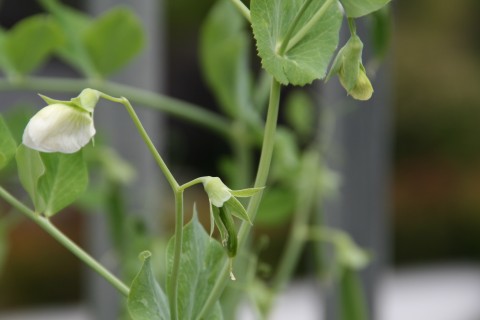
[0,116,17,170]
[38,151,88,217]
[251,0,342,85]
[128,251,170,320]
[166,214,225,320]
[2,15,63,76]
[40,0,95,76]
[16,145,46,212]
[256,187,296,226]
[340,0,391,18]
[83,7,145,77]
[200,0,251,118]
[16,145,88,216]
[285,90,315,139]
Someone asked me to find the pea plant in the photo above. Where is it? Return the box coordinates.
[0,0,391,319]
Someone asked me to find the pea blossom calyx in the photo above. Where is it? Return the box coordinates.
[22,89,100,154]
[202,177,262,247]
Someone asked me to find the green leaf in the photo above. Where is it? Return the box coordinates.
[229,187,263,198]
[251,0,343,85]
[128,251,170,320]
[0,115,17,170]
[167,214,225,320]
[285,90,315,139]
[256,187,296,226]
[340,0,391,18]
[38,151,88,217]
[16,145,46,212]
[200,0,251,117]
[4,15,63,75]
[83,7,145,77]
[224,196,252,224]
[40,0,95,76]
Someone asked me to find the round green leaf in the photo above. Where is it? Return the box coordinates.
[251,0,343,86]
[83,7,145,77]
[4,15,63,75]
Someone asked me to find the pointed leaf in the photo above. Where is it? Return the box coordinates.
[16,145,46,212]
[0,115,17,170]
[83,7,145,76]
[4,15,63,75]
[38,151,88,217]
[251,0,343,85]
[229,187,264,198]
[40,0,95,76]
[167,214,225,320]
[340,0,391,18]
[200,0,251,117]
[128,251,170,320]
[224,196,252,224]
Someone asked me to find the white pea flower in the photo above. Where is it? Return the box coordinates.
[22,89,100,154]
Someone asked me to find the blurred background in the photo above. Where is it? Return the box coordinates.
[1,0,480,319]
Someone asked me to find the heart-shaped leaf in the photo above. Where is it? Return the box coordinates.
[4,15,63,75]
[340,0,391,18]
[83,7,145,77]
[251,0,343,86]
[128,251,170,320]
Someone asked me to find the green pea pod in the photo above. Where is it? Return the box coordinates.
[219,207,237,258]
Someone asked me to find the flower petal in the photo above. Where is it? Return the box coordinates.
[23,104,95,153]
[203,177,232,207]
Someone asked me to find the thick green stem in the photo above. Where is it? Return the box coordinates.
[285,0,335,52]
[230,0,251,22]
[0,77,231,138]
[196,79,281,320]
[0,186,130,296]
[169,190,184,320]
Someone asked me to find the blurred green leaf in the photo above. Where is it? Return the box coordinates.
[340,0,391,18]
[200,0,251,118]
[251,0,342,85]
[83,7,145,77]
[38,151,88,217]
[40,0,95,76]
[339,268,369,320]
[271,128,300,183]
[166,213,225,320]
[4,15,63,75]
[285,90,315,139]
[256,187,296,226]
[0,115,17,170]
[369,6,392,66]
[128,251,170,320]
[16,145,46,212]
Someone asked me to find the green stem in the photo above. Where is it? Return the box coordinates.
[0,77,231,137]
[230,0,251,23]
[285,0,335,53]
[178,177,206,191]
[101,94,180,191]
[196,79,282,320]
[347,17,357,36]
[169,190,184,320]
[0,186,130,297]
[277,0,314,55]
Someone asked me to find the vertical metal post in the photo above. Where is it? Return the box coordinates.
[321,20,392,320]
[86,1,164,319]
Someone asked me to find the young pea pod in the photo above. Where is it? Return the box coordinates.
[218,206,238,258]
